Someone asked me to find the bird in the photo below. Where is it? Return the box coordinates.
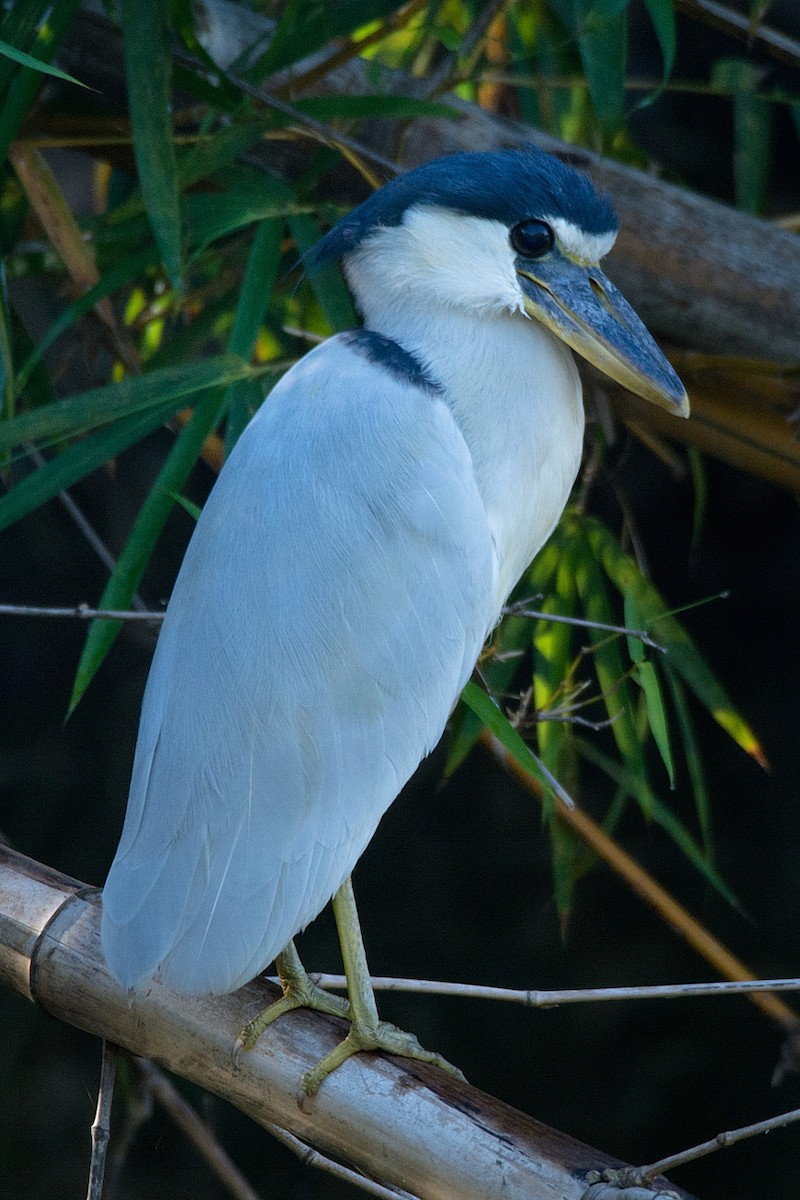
[101,146,688,1094]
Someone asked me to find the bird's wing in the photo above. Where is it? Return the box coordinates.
[101,333,498,994]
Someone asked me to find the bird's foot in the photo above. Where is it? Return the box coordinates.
[301,1014,465,1097]
[233,942,350,1060]
[233,939,463,1098]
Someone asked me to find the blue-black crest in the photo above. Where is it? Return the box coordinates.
[309,147,617,268]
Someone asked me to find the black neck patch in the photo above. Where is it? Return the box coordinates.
[343,330,443,396]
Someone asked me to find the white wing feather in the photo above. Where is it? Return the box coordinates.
[101,334,498,994]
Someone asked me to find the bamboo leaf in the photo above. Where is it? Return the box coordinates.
[290,214,357,332]
[663,663,713,853]
[641,0,676,100]
[570,519,651,811]
[0,0,81,165]
[70,387,231,712]
[712,59,772,215]
[584,516,766,766]
[625,589,675,787]
[0,36,89,88]
[246,0,407,81]
[0,398,189,533]
[575,736,738,907]
[460,681,574,810]
[0,354,254,451]
[224,218,284,456]
[120,0,182,285]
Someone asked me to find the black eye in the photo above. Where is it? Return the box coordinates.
[510,219,554,259]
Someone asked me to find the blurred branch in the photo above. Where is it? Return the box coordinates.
[0,846,691,1200]
[674,0,800,71]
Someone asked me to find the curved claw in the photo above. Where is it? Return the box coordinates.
[233,943,350,1064]
[301,1017,466,1097]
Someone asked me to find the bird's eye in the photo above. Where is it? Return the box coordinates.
[510,220,554,259]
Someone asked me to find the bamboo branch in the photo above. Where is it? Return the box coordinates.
[0,846,691,1200]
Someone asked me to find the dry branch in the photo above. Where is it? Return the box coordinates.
[0,845,690,1200]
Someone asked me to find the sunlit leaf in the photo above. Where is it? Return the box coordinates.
[246,0,408,81]
[584,515,766,766]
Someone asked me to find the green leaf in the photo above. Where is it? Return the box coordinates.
[0,262,13,424]
[293,94,461,121]
[460,680,575,810]
[0,35,89,88]
[663,664,713,853]
[70,387,231,712]
[120,0,183,285]
[625,589,675,787]
[712,59,772,215]
[109,119,274,229]
[570,519,651,812]
[584,515,766,766]
[0,0,81,166]
[14,245,159,394]
[224,218,284,456]
[575,736,738,908]
[0,398,189,534]
[246,0,407,81]
[642,0,676,88]
[547,0,629,134]
[290,214,357,332]
[0,353,254,451]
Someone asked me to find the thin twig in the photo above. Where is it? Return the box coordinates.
[0,602,164,621]
[86,1040,118,1200]
[674,0,800,71]
[286,974,800,1007]
[22,445,149,612]
[420,0,510,97]
[133,1059,262,1200]
[262,1120,421,1200]
[173,47,402,179]
[612,1104,800,1186]
[503,597,665,651]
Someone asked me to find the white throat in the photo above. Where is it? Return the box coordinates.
[344,209,586,608]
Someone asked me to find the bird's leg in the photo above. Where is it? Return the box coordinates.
[300,876,464,1097]
[235,939,350,1056]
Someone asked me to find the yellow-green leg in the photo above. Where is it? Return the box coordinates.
[235,938,350,1058]
[236,876,464,1097]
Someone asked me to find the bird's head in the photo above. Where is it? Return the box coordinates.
[310,148,688,418]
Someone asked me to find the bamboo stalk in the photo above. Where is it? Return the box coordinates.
[0,845,690,1200]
